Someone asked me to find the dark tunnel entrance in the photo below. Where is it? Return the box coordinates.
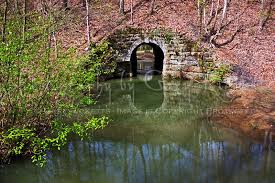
[130,43,164,77]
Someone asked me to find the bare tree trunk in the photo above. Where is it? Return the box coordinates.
[213,0,220,30]
[40,0,57,58]
[209,0,214,16]
[203,2,206,27]
[63,0,68,9]
[23,0,27,42]
[14,0,19,14]
[197,0,203,37]
[197,0,200,18]
[2,0,8,42]
[119,0,125,14]
[216,0,229,35]
[85,0,91,50]
[198,0,241,47]
[52,32,58,59]
[221,0,228,25]
[130,0,133,24]
[150,0,156,15]
[259,0,265,30]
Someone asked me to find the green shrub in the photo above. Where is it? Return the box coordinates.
[0,13,114,129]
[0,10,112,166]
[209,64,232,84]
[1,117,108,167]
[88,41,116,79]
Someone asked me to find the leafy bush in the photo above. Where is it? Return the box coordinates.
[0,14,66,127]
[1,117,108,167]
[0,11,113,165]
[0,13,114,129]
[209,64,232,84]
[88,41,116,78]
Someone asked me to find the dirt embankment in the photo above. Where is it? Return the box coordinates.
[59,0,275,87]
[212,87,275,142]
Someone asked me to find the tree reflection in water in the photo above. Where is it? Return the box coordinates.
[0,77,274,183]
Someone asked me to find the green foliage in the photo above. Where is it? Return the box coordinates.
[117,27,143,35]
[185,39,198,52]
[0,12,112,128]
[198,57,205,72]
[1,117,108,167]
[0,9,112,166]
[76,41,116,83]
[89,41,116,76]
[197,0,206,6]
[138,44,153,51]
[249,122,259,130]
[209,64,232,84]
[2,128,36,156]
[259,9,272,18]
[163,31,173,43]
[192,42,200,52]
[149,28,174,43]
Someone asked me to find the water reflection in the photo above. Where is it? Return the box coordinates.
[94,76,227,115]
[137,74,153,81]
[0,77,274,183]
[1,137,274,183]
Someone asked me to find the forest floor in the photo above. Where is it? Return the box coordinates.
[56,0,274,88]
[212,88,275,142]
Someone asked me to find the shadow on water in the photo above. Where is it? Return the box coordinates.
[0,76,274,183]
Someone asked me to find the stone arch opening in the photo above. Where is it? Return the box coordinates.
[130,43,164,77]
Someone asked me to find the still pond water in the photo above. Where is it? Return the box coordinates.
[1,76,274,183]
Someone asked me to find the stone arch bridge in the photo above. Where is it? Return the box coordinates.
[107,28,216,80]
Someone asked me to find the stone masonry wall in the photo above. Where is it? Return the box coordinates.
[107,28,233,85]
